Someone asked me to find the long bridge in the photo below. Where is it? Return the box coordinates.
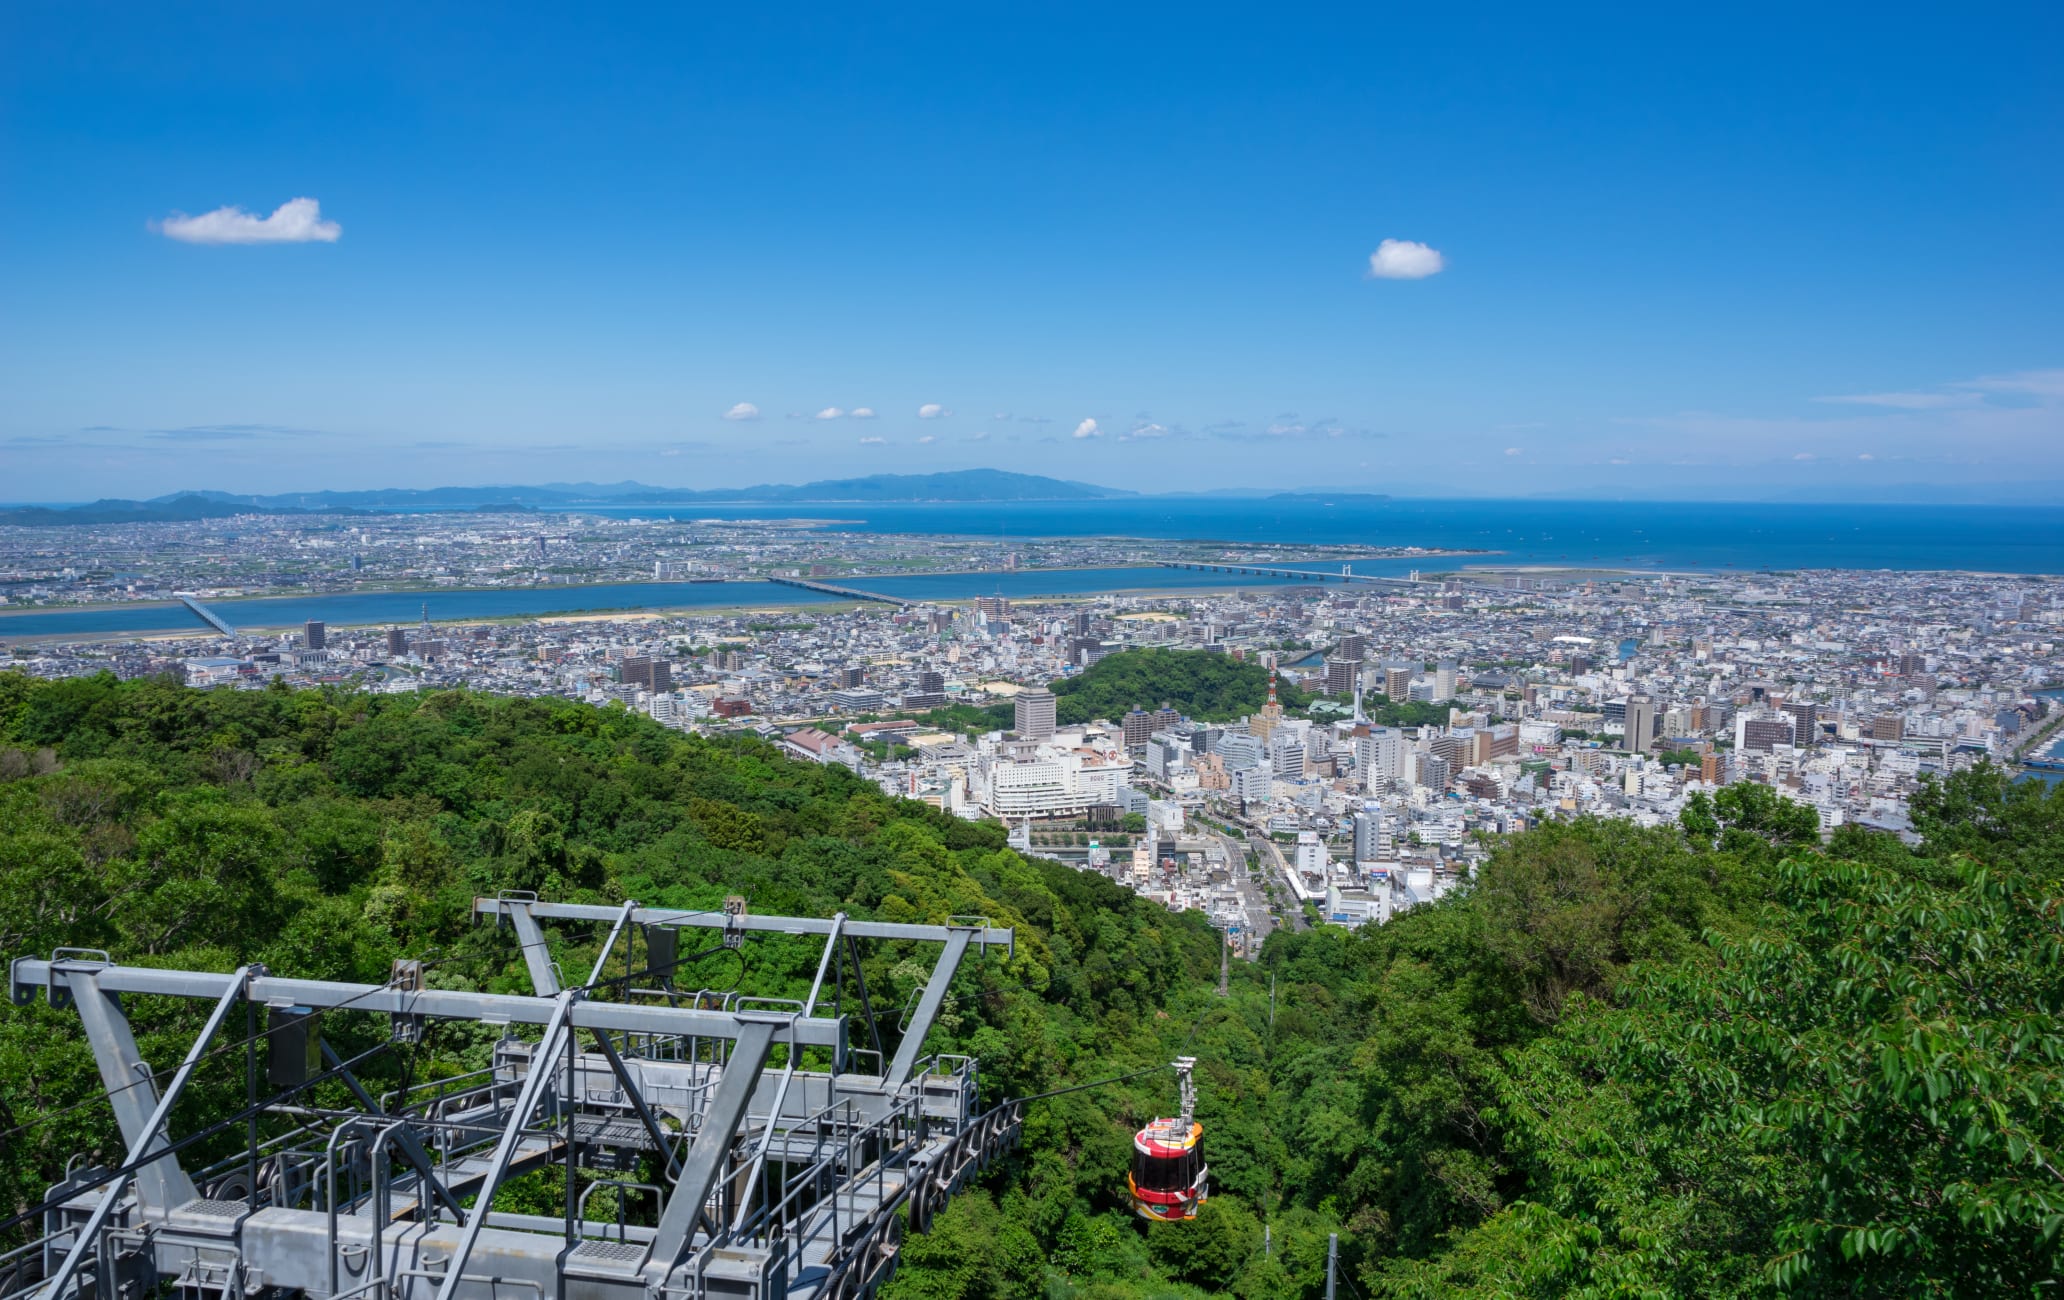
[1159,562,1508,594]
[768,576,916,608]
[7,897,1022,1300]
[173,592,237,637]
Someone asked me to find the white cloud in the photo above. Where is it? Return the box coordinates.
[1366,238,1444,280]
[1504,447,1523,456]
[850,407,877,419]
[1265,419,1306,437]
[968,431,990,441]
[1858,452,1876,460]
[1814,390,1979,410]
[858,435,886,445]
[157,196,342,245]
[1960,369,2064,398]
[815,407,844,420]
[1793,452,1816,460]
[722,402,761,421]
[1127,421,1171,439]
[1072,418,1100,439]
[916,434,935,444]
[918,403,948,419]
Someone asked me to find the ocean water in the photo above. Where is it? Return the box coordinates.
[5,498,2060,639]
[565,498,2064,574]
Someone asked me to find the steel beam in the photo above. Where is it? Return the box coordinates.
[431,993,573,1300]
[645,1018,781,1282]
[504,905,560,997]
[586,1030,682,1182]
[64,969,205,1215]
[472,899,1012,950]
[11,960,844,1050]
[38,969,248,1299]
[886,928,973,1087]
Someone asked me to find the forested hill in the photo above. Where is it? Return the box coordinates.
[1052,647,1312,725]
[2,672,2061,1297]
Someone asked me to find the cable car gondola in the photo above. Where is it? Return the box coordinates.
[1129,1056,1207,1221]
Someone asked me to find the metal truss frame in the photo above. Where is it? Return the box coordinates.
[6,896,1020,1300]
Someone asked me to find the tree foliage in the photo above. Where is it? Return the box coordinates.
[2,670,2058,1297]
[1051,649,1309,726]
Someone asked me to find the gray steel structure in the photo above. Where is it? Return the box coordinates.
[5,896,1022,1300]
[173,592,239,638]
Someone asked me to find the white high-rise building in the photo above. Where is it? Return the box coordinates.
[1433,660,1458,703]
[1352,802,1384,863]
[1355,726,1405,790]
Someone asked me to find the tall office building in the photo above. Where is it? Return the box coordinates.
[619,656,671,693]
[1737,712,1796,753]
[1782,701,1819,747]
[1335,634,1368,661]
[1430,731,1472,771]
[1154,704,1181,733]
[1624,695,1656,752]
[1355,726,1404,791]
[385,627,408,657]
[918,670,945,694]
[1433,660,1458,703]
[1417,753,1451,792]
[1271,736,1307,779]
[1383,662,1415,701]
[1015,688,1057,741]
[1122,706,1153,752]
[1325,655,1362,697]
[1352,802,1384,862]
[304,620,326,651]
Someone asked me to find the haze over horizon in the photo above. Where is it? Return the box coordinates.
[3,4,2060,502]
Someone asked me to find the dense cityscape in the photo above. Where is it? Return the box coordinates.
[9,7,2061,1292]
[9,510,2059,947]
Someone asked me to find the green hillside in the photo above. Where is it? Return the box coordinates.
[1,672,2059,1296]
[1052,648,1311,726]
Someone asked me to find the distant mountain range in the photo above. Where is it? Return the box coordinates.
[157,470,1136,510]
[0,471,1138,525]
[0,494,374,527]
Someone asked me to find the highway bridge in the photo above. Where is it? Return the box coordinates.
[172,592,237,637]
[769,576,917,608]
[1159,562,1508,594]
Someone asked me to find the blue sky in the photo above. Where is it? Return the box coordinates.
[3,2,2060,500]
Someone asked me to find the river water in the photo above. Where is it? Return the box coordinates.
[0,560,1423,638]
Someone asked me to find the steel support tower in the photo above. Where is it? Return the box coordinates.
[5,895,1022,1300]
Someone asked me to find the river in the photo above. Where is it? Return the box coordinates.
[0,560,1424,638]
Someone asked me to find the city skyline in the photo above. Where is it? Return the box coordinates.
[4,4,2061,501]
